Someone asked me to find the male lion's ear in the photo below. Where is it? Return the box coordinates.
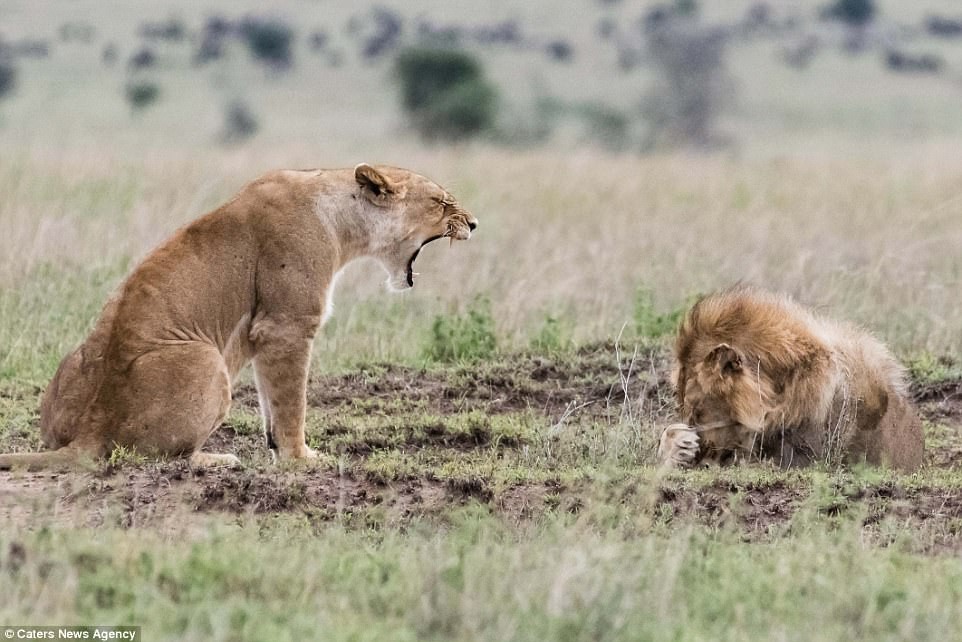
[705,343,742,377]
[355,163,397,205]
[855,384,889,433]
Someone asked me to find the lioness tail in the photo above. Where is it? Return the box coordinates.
[0,447,83,471]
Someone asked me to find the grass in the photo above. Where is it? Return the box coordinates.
[5,489,962,641]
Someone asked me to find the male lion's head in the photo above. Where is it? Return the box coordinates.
[672,288,833,463]
[354,163,477,291]
[674,342,776,461]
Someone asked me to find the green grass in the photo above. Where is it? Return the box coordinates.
[5,497,962,641]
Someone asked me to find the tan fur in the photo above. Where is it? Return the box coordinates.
[663,286,923,471]
[0,164,477,470]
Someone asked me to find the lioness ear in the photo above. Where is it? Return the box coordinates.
[355,163,397,205]
[705,343,742,377]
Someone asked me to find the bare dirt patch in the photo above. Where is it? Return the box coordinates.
[284,343,675,423]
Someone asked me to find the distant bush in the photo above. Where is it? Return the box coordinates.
[782,35,820,69]
[125,80,160,111]
[101,43,118,66]
[885,50,943,74]
[577,102,630,151]
[597,18,617,40]
[395,47,497,141]
[925,16,962,39]
[823,0,875,27]
[139,17,187,42]
[128,48,156,70]
[361,8,403,60]
[195,17,231,65]
[424,297,498,363]
[530,315,573,354]
[307,30,329,51]
[9,40,49,59]
[58,22,96,44]
[239,16,294,69]
[221,100,259,143]
[633,289,689,341]
[545,39,574,62]
[475,20,522,45]
[0,58,16,100]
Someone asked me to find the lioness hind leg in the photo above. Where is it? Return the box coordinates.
[119,343,234,460]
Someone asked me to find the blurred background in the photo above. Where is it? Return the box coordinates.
[1,0,961,381]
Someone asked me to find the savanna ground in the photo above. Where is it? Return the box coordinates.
[3,0,962,640]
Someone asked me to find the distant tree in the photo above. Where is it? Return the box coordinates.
[239,16,294,69]
[194,17,231,66]
[102,43,118,66]
[360,8,403,60]
[125,80,160,111]
[545,40,574,62]
[128,47,157,70]
[884,50,943,74]
[642,16,734,149]
[0,58,16,100]
[139,17,187,42]
[221,100,259,143]
[823,0,875,27]
[395,47,497,141]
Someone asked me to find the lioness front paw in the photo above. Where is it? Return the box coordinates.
[658,423,700,468]
[275,444,320,462]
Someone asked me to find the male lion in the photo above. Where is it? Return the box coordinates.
[0,164,477,470]
[658,287,923,471]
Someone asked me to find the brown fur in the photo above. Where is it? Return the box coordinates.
[662,286,923,471]
[0,164,477,470]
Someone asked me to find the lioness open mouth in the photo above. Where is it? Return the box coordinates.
[406,234,443,287]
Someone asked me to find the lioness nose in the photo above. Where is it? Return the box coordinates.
[468,221,477,231]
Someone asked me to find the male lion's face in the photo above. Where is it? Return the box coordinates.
[676,343,775,459]
[354,163,478,291]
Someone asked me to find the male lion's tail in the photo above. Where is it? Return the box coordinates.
[0,447,85,471]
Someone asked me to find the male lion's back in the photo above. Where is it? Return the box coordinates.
[876,392,924,471]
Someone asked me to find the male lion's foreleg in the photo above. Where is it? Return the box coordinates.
[250,317,320,462]
[657,423,701,468]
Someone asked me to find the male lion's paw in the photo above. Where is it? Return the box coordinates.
[658,423,700,468]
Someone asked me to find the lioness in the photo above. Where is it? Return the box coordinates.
[658,287,923,471]
[0,164,477,470]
